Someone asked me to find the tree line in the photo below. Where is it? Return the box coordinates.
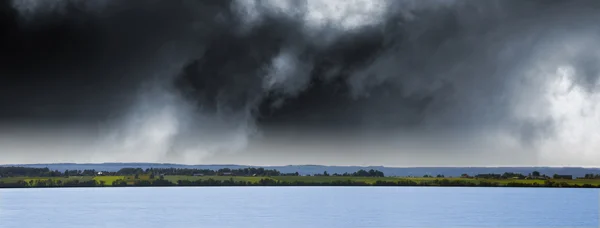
[2,177,598,188]
[0,167,386,178]
[0,167,290,177]
[0,167,63,177]
[582,174,600,179]
[322,169,385,177]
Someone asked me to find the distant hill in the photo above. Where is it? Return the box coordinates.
[2,163,599,177]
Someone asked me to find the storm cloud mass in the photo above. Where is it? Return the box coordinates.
[1,0,600,166]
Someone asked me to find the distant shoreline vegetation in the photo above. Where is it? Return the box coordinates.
[1,167,600,188]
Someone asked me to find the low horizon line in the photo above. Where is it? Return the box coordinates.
[1,162,599,169]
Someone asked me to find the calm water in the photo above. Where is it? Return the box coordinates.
[0,187,597,228]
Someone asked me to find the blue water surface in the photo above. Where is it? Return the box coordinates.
[0,187,597,228]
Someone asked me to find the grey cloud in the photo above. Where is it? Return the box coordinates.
[3,0,600,164]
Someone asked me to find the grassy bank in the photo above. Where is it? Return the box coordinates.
[2,175,600,188]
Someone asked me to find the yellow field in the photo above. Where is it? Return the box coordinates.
[93,176,125,186]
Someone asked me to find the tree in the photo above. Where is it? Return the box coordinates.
[149,173,155,179]
[532,171,540,177]
[134,174,139,179]
[112,179,127,186]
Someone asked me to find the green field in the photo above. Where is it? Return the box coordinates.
[23,176,93,184]
[164,175,265,183]
[163,175,404,184]
[93,176,125,186]
[271,176,399,184]
[154,175,600,186]
[1,176,124,186]
[402,177,546,185]
[3,175,600,187]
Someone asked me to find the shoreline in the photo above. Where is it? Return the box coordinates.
[1,185,597,189]
[3,166,599,189]
[2,176,599,189]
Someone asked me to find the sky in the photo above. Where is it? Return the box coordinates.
[1,0,600,166]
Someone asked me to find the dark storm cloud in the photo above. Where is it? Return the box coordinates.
[0,0,230,122]
[3,0,600,164]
